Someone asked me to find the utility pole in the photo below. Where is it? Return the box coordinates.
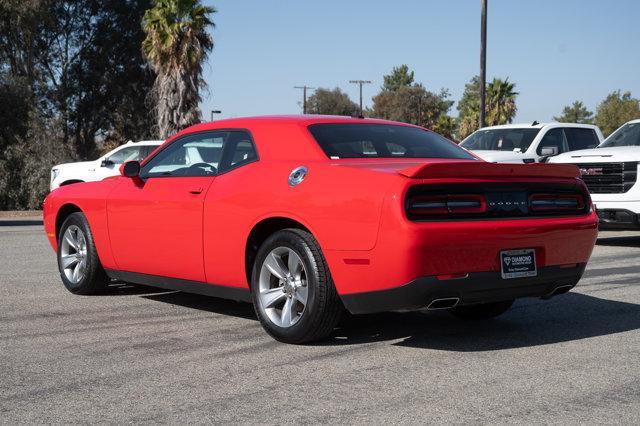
[479,0,488,129]
[294,85,315,114]
[210,109,221,121]
[349,80,371,117]
[411,94,425,126]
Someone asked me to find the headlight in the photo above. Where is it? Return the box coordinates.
[51,168,60,182]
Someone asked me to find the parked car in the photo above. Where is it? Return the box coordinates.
[50,140,163,191]
[43,116,598,343]
[460,122,603,163]
[549,119,640,229]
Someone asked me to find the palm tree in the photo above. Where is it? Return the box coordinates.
[142,0,215,138]
[485,78,518,126]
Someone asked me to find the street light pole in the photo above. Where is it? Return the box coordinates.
[479,0,488,129]
[210,109,221,121]
[349,80,371,117]
[294,85,315,114]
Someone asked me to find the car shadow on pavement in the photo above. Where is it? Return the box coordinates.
[0,219,43,226]
[325,293,640,351]
[105,282,175,296]
[596,235,640,247]
[142,291,258,321]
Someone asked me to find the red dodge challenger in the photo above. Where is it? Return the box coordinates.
[43,116,598,343]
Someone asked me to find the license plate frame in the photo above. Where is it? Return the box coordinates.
[500,249,537,279]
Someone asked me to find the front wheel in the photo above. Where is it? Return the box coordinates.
[250,229,342,344]
[449,299,514,320]
[57,212,109,295]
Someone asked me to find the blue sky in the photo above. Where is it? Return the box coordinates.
[200,0,640,123]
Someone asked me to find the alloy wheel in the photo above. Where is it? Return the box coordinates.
[60,225,88,284]
[258,246,308,328]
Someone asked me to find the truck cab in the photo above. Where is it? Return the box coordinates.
[460,122,604,164]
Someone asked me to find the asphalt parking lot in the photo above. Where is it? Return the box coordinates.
[1,218,639,423]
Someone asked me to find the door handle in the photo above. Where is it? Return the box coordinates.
[188,187,204,194]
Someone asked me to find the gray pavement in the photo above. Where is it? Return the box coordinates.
[1,220,639,423]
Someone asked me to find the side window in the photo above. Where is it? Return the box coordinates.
[218,132,258,173]
[537,128,568,156]
[141,132,226,178]
[140,131,256,178]
[141,145,157,159]
[107,146,146,165]
[564,128,599,151]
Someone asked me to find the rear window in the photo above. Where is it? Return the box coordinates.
[308,123,475,160]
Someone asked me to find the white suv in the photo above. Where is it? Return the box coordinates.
[549,119,640,229]
[50,140,162,191]
[460,122,604,163]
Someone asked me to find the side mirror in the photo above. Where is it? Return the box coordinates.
[100,159,114,167]
[540,147,559,157]
[120,161,140,178]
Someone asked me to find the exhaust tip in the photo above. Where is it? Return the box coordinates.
[542,284,574,299]
[427,297,460,310]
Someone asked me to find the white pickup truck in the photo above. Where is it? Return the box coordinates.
[549,119,640,229]
[460,122,604,163]
[50,140,162,191]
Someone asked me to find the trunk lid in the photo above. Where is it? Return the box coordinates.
[398,161,580,180]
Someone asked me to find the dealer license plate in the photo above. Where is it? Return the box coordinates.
[500,249,537,279]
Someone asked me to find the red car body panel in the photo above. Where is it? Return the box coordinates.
[43,116,599,312]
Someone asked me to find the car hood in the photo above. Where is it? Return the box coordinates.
[52,160,96,171]
[550,146,640,163]
[467,150,527,163]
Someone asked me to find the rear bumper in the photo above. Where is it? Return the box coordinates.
[340,264,586,315]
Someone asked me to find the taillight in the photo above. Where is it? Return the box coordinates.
[529,193,585,212]
[408,194,486,216]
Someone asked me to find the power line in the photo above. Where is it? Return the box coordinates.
[349,80,371,117]
[294,85,315,114]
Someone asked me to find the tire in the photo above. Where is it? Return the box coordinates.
[250,228,342,344]
[57,212,109,295]
[449,299,514,320]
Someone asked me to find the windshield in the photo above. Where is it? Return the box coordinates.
[308,123,475,160]
[599,122,640,147]
[460,128,540,152]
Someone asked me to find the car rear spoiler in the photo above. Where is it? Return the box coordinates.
[398,161,581,180]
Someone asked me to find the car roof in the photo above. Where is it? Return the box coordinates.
[183,115,420,132]
[478,122,599,130]
[153,115,430,163]
[124,140,164,145]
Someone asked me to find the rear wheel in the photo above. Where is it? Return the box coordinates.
[449,299,514,320]
[251,229,342,344]
[57,212,109,295]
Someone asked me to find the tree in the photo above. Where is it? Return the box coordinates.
[456,76,518,139]
[1,0,155,159]
[0,0,157,209]
[371,85,453,129]
[554,101,593,124]
[486,77,517,126]
[595,91,640,137]
[306,88,359,116]
[382,64,414,91]
[143,0,216,139]
[432,114,457,141]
